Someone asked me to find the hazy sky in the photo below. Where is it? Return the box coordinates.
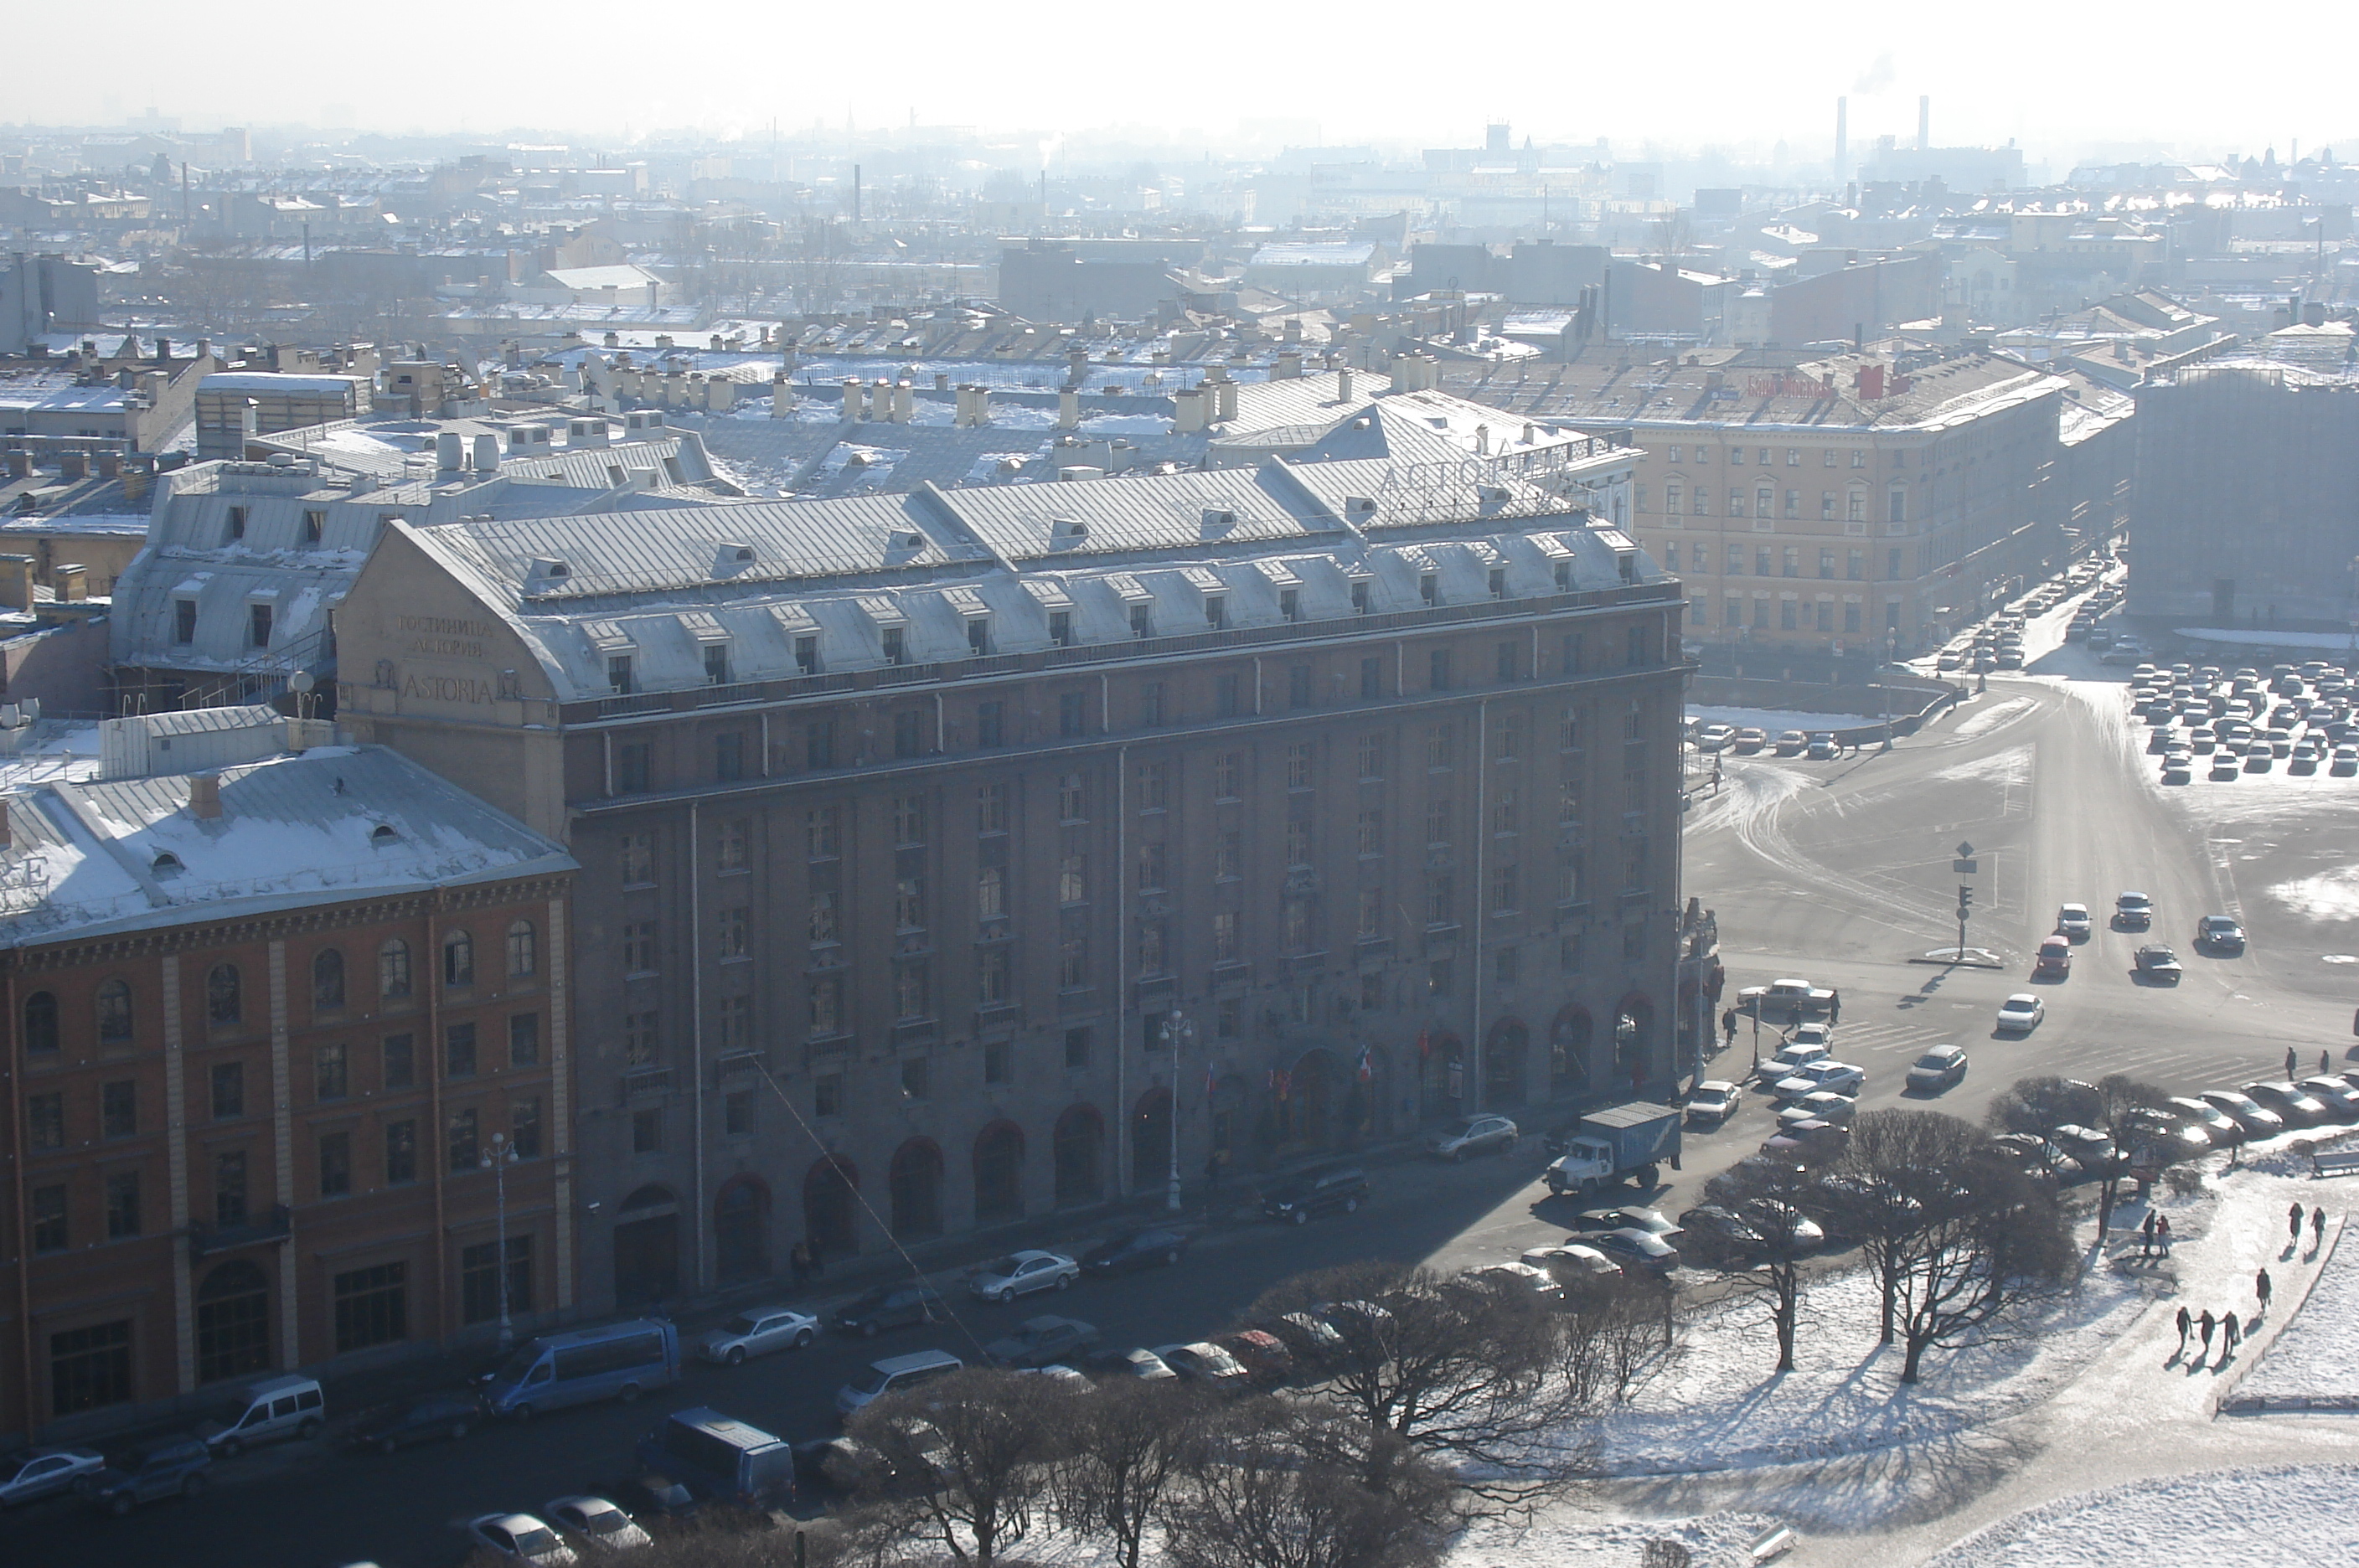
[12,0,2350,164]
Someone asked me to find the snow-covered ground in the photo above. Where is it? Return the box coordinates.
[1920,1464,2359,1565]
[2233,1215,2356,1404]
[1686,705,1866,731]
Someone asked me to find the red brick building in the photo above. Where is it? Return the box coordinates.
[0,743,575,1444]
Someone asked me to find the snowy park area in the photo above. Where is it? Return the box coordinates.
[2227,1212,2357,1406]
[1921,1464,2359,1565]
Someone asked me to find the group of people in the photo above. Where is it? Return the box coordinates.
[2165,1206,2336,1368]
[2136,1210,2173,1257]
[2176,1303,2250,1364]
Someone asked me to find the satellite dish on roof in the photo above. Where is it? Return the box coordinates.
[289,672,315,694]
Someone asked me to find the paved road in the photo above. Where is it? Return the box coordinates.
[1432,598,2359,1276]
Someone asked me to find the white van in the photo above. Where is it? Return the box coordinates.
[834,1350,963,1421]
[201,1374,325,1455]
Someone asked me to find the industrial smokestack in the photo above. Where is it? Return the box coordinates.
[1918,95,1930,152]
[1835,97,1849,178]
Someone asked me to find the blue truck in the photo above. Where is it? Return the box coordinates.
[1543,1103,1683,1198]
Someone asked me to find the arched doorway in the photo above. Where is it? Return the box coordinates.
[1484,1019,1530,1109]
[714,1177,771,1285]
[1551,1007,1593,1100]
[1131,1087,1172,1193]
[612,1185,679,1307]
[1053,1106,1104,1206]
[1614,998,1654,1091]
[1419,1032,1464,1119]
[890,1140,944,1240]
[973,1122,1025,1225]
[802,1158,858,1262]
[195,1259,271,1384]
[1289,1049,1339,1148]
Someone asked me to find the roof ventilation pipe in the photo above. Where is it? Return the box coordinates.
[436,431,463,471]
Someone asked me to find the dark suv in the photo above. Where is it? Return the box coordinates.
[1259,1166,1370,1225]
[88,1437,211,1516]
[831,1283,947,1338]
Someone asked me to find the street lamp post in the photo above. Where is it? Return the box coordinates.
[480,1131,520,1349]
[1160,1011,1195,1213]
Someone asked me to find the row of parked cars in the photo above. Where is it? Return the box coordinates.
[2133,661,2359,782]
[1692,721,1841,760]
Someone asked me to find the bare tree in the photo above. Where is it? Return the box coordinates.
[1887,1148,2075,1382]
[1701,1160,1823,1372]
[1052,1376,1210,1568]
[847,1367,1062,1567]
[1559,1273,1679,1406]
[1245,1261,1570,1495]
[1830,1108,1992,1344]
[2092,1073,2172,1235]
[1981,1075,2101,1138]
[1160,1403,1449,1568]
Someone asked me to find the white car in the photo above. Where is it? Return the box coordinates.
[1789,1021,1835,1050]
[1756,1043,1830,1084]
[698,1305,819,1365]
[0,1447,106,1506]
[2056,904,2092,940]
[1995,994,2046,1033]
[1773,1060,1866,1101]
[467,1514,579,1567]
[1698,723,1737,751]
[1520,1243,1623,1282]
[543,1496,652,1554]
[1685,1081,1738,1124]
[968,1249,1080,1302]
[1777,1090,1859,1129]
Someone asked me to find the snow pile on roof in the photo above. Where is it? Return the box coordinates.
[1922,1464,2359,1565]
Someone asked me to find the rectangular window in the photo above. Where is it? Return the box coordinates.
[814,1074,844,1118]
[896,875,927,929]
[720,817,751,871]
[1138,683,1164,727]
[1212,910,1241,962]
[1427,724,1455,771]
[106,1171,141,1238]
[718,905,749,957]
[1426,873,1454,926]
[1491,863,1520,913]
[32,1184,67,1252]
[896,962,932,1018]
[806,720,836,769]
[794,634,820,675]
[1285,820,1311,866]
[383,1034,414,1091]
[318,1131,352,1197]
[444,1023,476,1079]
[724,1089,756,1138]
[1845,601,1863,633]
[1204,595,1227,629]
[1278,585,1299,621]
[1137,761,1167,811]
[508,1013,539,1068]
[1059,692,1086,737]
[615,743,650,793]
[1495,945,1520,984]
[1822,492,1836,520]
[49,1320,132,1416]
[978,781,1009,832]
[976,700,1004,747]
[447,1107,478,1174]
[1425,797,1452,847]
[881,627,906,665]
[1130,601,1154,638]
[622,921,658,973]
[808,978,842,1034]
[894,794,926,845]
[704,642,731,685]
[715,730,746,780]
[1049,609,1074,647]
[1358,885,1384,939]
[511,1096,542,1158]
[1561,706,1582,750]
[983,1039,1013,1086]
[1847,549,1866,581]
[1427,959,1453,998]
[625,1011,661,1063]
[1887,548,1902,580]
[248,602,273,648]
[1138,840,1168,890]
[28,1091,64,1151]
[1286,740,1314,790]
[1495,641,1519,681]
[1357,733,1384,778]
[385,1119,417,1184]
[333,1263,407,1354]
[101,1080,135,1139]
[206,1060,244,1120]
[901,1055,931,1101]
[967,616,991,656]
[1214,672,1240,717]
[1214,830,1241,880]
[618,832,653,885]
[718,996,751,1053]
[1360,656,1381,698]
[1057,940,1088,989]
[1756,546,1773,575]
[1492,787,1520,835]
[607,654,633,694]
[978,947,1011,1003]
[1210,752,1241,799]
[1356,808,1384,856]
[462,1236,533,1325]
[977,866,1006,921]
[1064,1026,1092,1070]
[214,1148,248,1225]
[1819,548,1836,579]
[1287,663,1312,709]
[1058,772,1088,821]
[1137,919,1167,972]
[1058,854,1087,904]
[635,1106,670,1153]
[1782,547,1799,578]
[174,599,197,643]
[1429,648,1451,690]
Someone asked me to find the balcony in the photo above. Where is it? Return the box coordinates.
[188,1204,291,1259]
[1210,959,1251,990]
[1354,934,1392,963]
[1286,950,1329,982]
[622,1066,673,1101]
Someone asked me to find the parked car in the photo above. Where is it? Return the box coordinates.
[1427,1114,1520,1161]
[2166,1096,2245,1147]
[983,1316,1101,1369]
[1990,1132,2076,1186]
[835,1350,965,1418]
[1756,1042,1831,1085]
[1732,727,1768,754]
[699,1306,819,1365]
[1789,1021,1836,1051]
[832,1284,948,1338]
[1089,1347,1179,1383]
[1153,1341,1255,1395]
[2196,915,2247,954]
[1777,1090,1858,1128]
[968,1250,1080,1302]
[1463,1262,1563,1302]
[1762,1118,1851,1163]
[1213,1330,1297,1388]
[1080,1227,1191,1276]
[87,1437,212,1516]
[1697,723,1736,751]
[465,1512,580,1566]
[1906,1044,1969,1093]
[1738,1199,1825,1250]
[2199,1090,2286,1140]
[1569,1205,1681,1240]
[1259,1165,1370,1225]
[1267,1313,1348,1368]
[1807,733,1840,760]
[1587,1228,1680,1274]
[1995,994,2047,1033]
[2246,1081,2331,1128]
[2296,1077,2359,1122]
[1675,1205,1764,1259]
[588,1473,699,1526]
[2114,891,2154,930]
[1774,730,1808,756]
[2134,944,2182,981]
[2048,1125,2120,1176]
[1520,1244,1623,1285]
[199,1374,325,1457]
[542,1496,653,1555]
[2055,903,2094,940]
[1684,1081,1739,1125]
[2120,1107,2212,1163]
[348,1391,483,1455]
[0,1447,104,1507]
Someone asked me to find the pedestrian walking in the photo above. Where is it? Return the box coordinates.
[790,1240,812,1288]
[2291,1202,2307,1248]
[2140,1210,2158,1259]
[2325,1050,2336,1077]
[2315,1206,2329,1249]
[2257,1267,2273,1314]
[2221,1313,2242,1356]
[2175,1306,2191,1356]
[2288,1046,2301,1081]
[1829,991,1842,1026]
[1723,1009,1737,1048]
[2198,1309,2217,1352]
[2157,1215,2172,1255]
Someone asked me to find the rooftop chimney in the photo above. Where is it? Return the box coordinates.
[1336,367,1355,402]
[436,430,463,471]
[188,773,223,820]
[1057,389,1082,430]
[471,433,500,474]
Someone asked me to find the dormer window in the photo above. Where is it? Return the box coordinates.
[1049,611,1074,648]
[1350,580,1370,616]
[881,627,906,666]
[1204,595,1228,630]
[247,603,273,648]
[225,505,246,542]
[1129,603,1154,639]
[369,823,399,845]
[1420,573,1439,606]
[703,644,731,685]
[173,599,197,644]
[152,851,183,875]
[1488,568,1507,600]
[1554,561,1572,592]
[607,654,634,694]
[1279,588,1301,622]
[967,616,991,656]
[794,635,819,676]
[302,510,324,544]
